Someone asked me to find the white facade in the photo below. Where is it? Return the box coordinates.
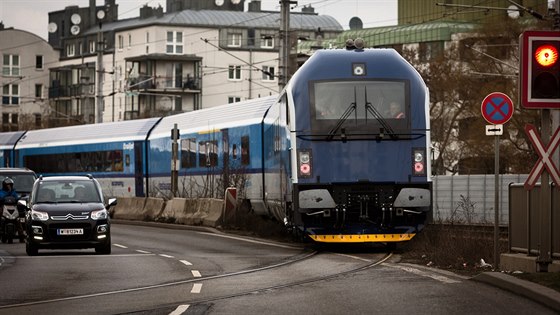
[0,28,59,130]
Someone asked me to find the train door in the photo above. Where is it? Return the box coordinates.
[134,141,144,197]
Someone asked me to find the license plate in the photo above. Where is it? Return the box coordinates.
[57,228,83,235]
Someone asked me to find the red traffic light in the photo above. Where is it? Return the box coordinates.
[534,44,558,67]
[519,31,560,109]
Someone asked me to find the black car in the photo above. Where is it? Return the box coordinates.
[0,168,37,198]
[20,175,117,256]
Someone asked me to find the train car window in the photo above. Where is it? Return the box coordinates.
[24,150,125,173]
[180,138,197,169]
[198,140,218,168]
[241,136,250,165]
[232,144,238,160]
[310,80,409,134]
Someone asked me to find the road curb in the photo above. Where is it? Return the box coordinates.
[472,272,560,312]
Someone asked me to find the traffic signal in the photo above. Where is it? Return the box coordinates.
[520,31,560,109]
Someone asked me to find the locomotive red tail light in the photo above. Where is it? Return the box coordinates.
[298,150,312,177]
[412,149,426,176]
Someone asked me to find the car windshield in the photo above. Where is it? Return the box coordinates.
[35,180,101,203]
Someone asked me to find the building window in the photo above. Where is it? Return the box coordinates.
[66,44,75,57]
[35,114,42,128]
[262,66,275,81]
[2,54,20,76]
[228,65,242,80]
[419,41,443,62]
[128,33,132,48]
[35,84,43,98]
[35,55,44,70]
[89,40,96,53]
[2,84,19,105]
[166,31,183,54]
[228,96,241,103]
[118,35,124,50]
[261,35,274,49]
[227,33,242,47]
[146,31,150,43]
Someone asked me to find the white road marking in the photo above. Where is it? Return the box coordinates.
[169,304,190,315]
[136,249,151,254]
[113,244,127,249]
[191,283,203,294]
[159,254,175,258]
[385,264,460,284]
[191,270,201,278]
[198,232,300,249]
[180,260,192,266]
[334,253,372,263]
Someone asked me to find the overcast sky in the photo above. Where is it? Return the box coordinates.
[0,0,398,40]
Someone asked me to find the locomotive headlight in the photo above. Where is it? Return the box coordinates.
[414,152,423,162]
[300,152,310,164]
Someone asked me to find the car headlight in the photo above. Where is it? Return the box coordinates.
[31,210,49,221]
[91,209,108,220]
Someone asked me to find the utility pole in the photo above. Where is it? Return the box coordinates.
[96,29,104,124]
[279,0,297,91]
[95,9,106,124]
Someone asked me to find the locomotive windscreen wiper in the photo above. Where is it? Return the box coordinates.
[364,90,396,139]
[327,87,358,141]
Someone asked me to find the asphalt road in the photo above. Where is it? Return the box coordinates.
[0,223,555,314]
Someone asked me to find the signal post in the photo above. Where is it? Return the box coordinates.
[519,30,560,271]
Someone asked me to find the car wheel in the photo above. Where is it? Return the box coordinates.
[95,238,111,255]
[26,241,38,256]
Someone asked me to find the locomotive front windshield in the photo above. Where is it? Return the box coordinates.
[310,80,409,135]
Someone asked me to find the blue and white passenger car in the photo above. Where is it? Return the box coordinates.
[13,118,161,197]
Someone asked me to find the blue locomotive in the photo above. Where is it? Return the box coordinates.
[5,40,431,244]
[281,40,432,243]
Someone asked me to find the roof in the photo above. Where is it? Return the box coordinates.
[85,9,342,35]
[15,118,162,149]
[299,21,477,49]
[0,131,26,150]
[150,96,277,138]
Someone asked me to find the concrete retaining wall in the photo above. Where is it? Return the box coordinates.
[116,197,224,228]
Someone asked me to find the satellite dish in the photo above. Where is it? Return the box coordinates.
[349,17,363,30]
[48,22,58,34]
[71,13,82,24]
[97,10,106,20]
[70,25,81,35]
[507,5,520,19]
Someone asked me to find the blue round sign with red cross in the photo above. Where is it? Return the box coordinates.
[481,92,514,125]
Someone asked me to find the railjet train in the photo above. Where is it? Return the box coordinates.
[1,40,432,244]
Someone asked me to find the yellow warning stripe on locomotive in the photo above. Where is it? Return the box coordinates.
[309,233,416,243]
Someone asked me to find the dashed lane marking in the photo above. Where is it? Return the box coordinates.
[136,249,151,254]
[169,304,190,315]
[191,270,202,278]
[113,244,128,249]
[191,283,202,294]
[159,254,175,258]
[180,260,192,266]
